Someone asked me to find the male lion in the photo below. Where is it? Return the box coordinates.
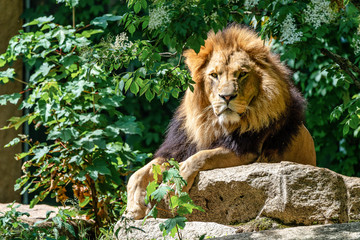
[126,25,316,219]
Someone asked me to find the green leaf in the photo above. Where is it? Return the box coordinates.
[159,216,187,236]
[79,196,91,208]
[145,90,155,101]
[87,168,99,181]
[36,38,51,50]
[130,81,140,95]
[343,124,350,136]
[152,164,161,182]
[163,34,171,46]
[64,222,76,237]
[115,116,141,135]
[138,67,147,78]
[33,146,50,161]
[0,68,15,83]
[0,55,6,67]
[140,83,150,96]
[124,78,133,92]
[53,29,66,45]
[163,168,181,183]
[23,16,55,27]
[128,24,136,35]
[39,62,54,77]
[142,19,149,29]
[69,155,82,165]
[87,161,111,180]
[151,185,172,201]
[0,93,21,105]
[95,163,111,176]
[170,195,180,208]
[145,181,159,204]
[7,115,31,130]
[30,195,41,208]
[4,137,20,148]
[15,152,32,160]
[171,88,180,99]
[60,55,80,68]
[143,203,158,222]
[134,2,142,13]
[177,201,204,215]
[52,216,63,228]
[91,14,124,29]
[349,115,360,129]
[141,0,147,9]
[56,0,79,7]
[80,29,103,38]
[59,128,78,142]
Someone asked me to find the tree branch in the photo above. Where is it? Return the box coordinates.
[320,48,360,90]
[159,52,177,57]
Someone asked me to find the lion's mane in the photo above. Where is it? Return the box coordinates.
[154,25,306,162]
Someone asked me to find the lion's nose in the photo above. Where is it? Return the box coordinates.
[219,94,237,104]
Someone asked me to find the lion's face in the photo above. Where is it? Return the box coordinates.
[204,50,260,126]
[183,26,291,145]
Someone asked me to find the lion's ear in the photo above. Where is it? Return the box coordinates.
[183,49,199,76]
[183,48,209,81]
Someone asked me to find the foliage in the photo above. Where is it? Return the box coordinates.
[144,160,204,239]
[0,201,119,239]
[0,0,193,232]
[0,202,72,240]
[1,0,360,236]
[0,13,145,230]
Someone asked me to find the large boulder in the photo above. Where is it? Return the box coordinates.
[185,162,360,225]
[155,162,360,225]
[115,162,360,239]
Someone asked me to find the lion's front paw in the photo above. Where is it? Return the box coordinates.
[124,170,151,220]
[179,160,199,192]
[124,203,149,220]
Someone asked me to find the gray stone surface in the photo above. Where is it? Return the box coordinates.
[0,203,60,225]
[114,218,360,240]
[157,162,360,225]
[214,222,360,240]
[114,218,237,240]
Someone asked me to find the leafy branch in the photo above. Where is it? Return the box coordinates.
[321,48,360,90]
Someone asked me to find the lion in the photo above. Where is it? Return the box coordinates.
[125,25,316,220]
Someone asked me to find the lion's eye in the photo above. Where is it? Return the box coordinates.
[238,72,248,79]
[210,73,218,79]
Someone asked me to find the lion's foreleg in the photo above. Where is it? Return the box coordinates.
[125,158,164,219]
[180,147,258,192]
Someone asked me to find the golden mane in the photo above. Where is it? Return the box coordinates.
[181,25,293,150]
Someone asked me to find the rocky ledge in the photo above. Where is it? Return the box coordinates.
[116,162,360,239]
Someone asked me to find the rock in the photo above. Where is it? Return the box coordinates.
[235,217,281,233]
[114,218,237,240]
[114,162,360,239]
[214,222,360,240]
[113,218,360,240]
[0,203,60,225]
[157,162,360,225]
